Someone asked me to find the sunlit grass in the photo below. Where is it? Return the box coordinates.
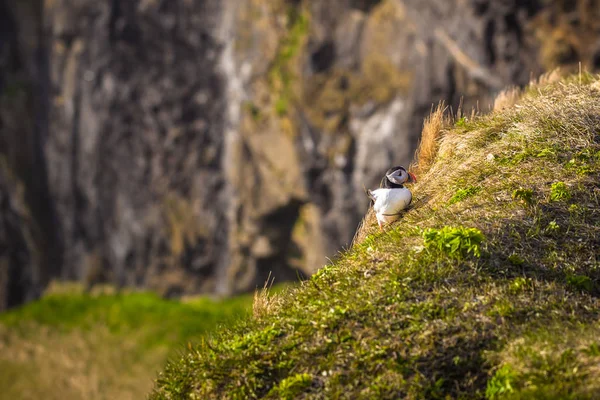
[152,75,600,399]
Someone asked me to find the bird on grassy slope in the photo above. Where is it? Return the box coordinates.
[367,166,417,229]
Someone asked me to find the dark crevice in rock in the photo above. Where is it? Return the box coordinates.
[311,41,336,73]
[255,199,306,286]
[484,19,496,65]
[108,0,120,45]
[350,0,382,13]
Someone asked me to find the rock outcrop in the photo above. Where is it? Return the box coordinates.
[1,0,600,304]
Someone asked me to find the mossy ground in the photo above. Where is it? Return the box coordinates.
[152,75,600,399]
[0,283,251,400]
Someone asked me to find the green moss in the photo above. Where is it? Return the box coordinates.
[486,365,517,399]
[455,117,468,127]
[566,274,594,293]
[511,188,533,205]
[423,226,484,258]
[448,186,480,205]
[507,254,525,266]
[269,6,309,118]
[489,325,600,399]
[269,373,313,399]
[550,182,571,201]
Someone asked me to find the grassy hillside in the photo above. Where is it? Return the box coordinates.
[151,74,600,399]
[0,283,251,400]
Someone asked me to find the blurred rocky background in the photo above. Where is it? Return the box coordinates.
[2,0,600,309]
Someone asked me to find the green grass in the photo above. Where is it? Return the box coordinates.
[448,186,481,205]
[0,284,252,400]
[152,76,600,399]
[423,226,484,258]
[550,181,571,201]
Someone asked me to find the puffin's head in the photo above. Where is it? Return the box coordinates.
[381,166,417,188]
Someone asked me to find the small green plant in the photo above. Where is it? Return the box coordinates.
[455,117,467,127]
[507,253,525,266]
[536,148,556,158]
[448,186,480,205]
[512,188,533,205]
[545,220,560,233]
[566,274,593,293]
[269,373,313,400]
[275,97,289,116]
[577,165,594,176]
[585,343,600,357]
[550,182,571,201]
[565,151,597,175]
[509,277,532,294]
[486,365,516,399]
[423,226,484,258]
[489,299,515,318]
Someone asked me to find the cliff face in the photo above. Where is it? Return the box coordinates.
[0,0,61,310]
[1,0,599,304]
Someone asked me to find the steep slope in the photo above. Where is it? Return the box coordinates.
[152,75,600,399]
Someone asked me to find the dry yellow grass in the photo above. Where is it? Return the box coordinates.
[531,68,563,87]
[492,68,563,112]
[409,102,448,177]
[493,86,522,111]
[252,272,281,319]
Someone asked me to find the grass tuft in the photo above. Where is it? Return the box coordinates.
[448,186,481,205]
[410,102,448,177]
[511,188,534,205]
[268,373,313,400]
[423,226,484,258]
[550,181,571,201]
[486,365,516,399]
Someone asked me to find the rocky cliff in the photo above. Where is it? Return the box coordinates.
[1,0,599,306]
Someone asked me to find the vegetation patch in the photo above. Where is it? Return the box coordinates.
[152,75,600,399]
[550,181,571,201]
[268,373,313,400]
[423,226,484,258]
[269,6,309,117]
[0,284,251,400]
[511,188,533,205]
[486,364,517,399]
[448,186,481,205]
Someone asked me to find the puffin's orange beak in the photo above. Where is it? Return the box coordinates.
[408,172,417,183]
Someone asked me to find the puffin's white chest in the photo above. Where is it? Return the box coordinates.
[370,188,412,225]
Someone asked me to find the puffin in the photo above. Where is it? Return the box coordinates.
[367,166,417,229]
